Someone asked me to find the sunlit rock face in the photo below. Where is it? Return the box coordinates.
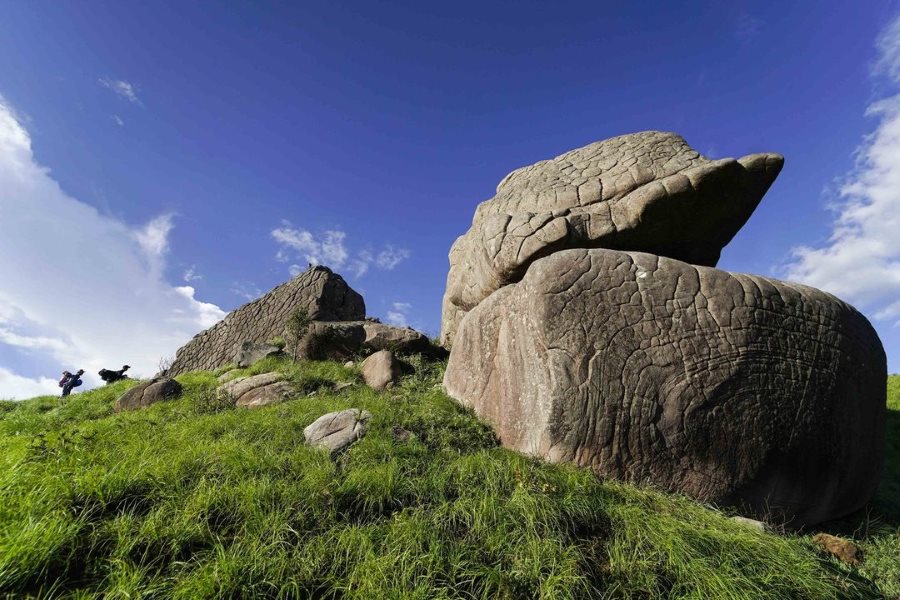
[441,131,783,346]
[444,248,885,526]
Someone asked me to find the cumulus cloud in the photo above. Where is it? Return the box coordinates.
[99,78,142,105]
[271,222,410,278]
[782,18,900,329]
[182,266,202,282]
[0,96,224,399]
[386,302,412,327]
[0,367,59,400]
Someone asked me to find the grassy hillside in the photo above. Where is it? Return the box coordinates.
[0,359,896,599]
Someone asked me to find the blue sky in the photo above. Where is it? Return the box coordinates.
[1,1,899,397]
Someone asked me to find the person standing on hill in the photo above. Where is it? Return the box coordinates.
[61,369,84,397]
[98,365,130,384]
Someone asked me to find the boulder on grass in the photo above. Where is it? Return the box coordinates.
[444,248,886,526]
[114,377,183,412]
[361,350,404,391]
[236,381,296,409]
[304,409,372,456]
[217,372,296,408]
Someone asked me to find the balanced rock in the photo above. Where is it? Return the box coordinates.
[235,341,282,368]
[361,350,403,391]
[304,409,372,456]
[114,377,183,412]
[441,131,783,345]
[167,266,364,375]
[443,248,885,526]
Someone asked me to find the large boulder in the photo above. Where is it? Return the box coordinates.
[441,131,783,345]
[114,377,183,412]
[168,266,365,375]
[443,248,886,526]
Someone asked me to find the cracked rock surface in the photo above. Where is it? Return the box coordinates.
[441,131,783,345]
[168,266,364,375]
[217,372,296,408]
[443,248,885,526]
[304,409,372,456]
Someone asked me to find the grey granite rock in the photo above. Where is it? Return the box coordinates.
[304,409,372,456]
[443,248,885,526]
[168,266,364,375]
[441,131,783,345]
[114,377,183,412]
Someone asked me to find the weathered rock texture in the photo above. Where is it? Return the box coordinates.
[216,372,296,409]
[168,266,364,375]
[441,131,783,345]
[114,377,183,412]
[444,249,886,526]
[299,321,436,361]
[235,342,283,368]
[304,409,372,456]
[361,350,403,391]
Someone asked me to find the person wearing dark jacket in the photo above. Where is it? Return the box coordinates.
[61,369,84,397]
[99,364,130,384]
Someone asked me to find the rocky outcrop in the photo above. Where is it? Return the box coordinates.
[114,377,183,412]
[235,341,283,368]
[444,248,886,526]
[299,321,437,361]
[167,266,364,375]
[441,131,783,345]
[304,409,372,456]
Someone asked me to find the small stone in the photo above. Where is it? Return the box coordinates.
[391,425,412,442]
[304,409,372,456]
[811,533,862,565]
[730,516,767,533]
[334,382,354,392]
[344,361,355,368]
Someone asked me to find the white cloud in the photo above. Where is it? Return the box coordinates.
[782,17,900,328]
[0,96,224,399]
[99,78,142,105]
[112,115,124,127]
[0,367,59,400]
[376,246,411,270]
[183,265,202,282]
[271,223,410,278]
[386,301,412,327]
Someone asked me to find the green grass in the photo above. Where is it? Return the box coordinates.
[0,359,895,599]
